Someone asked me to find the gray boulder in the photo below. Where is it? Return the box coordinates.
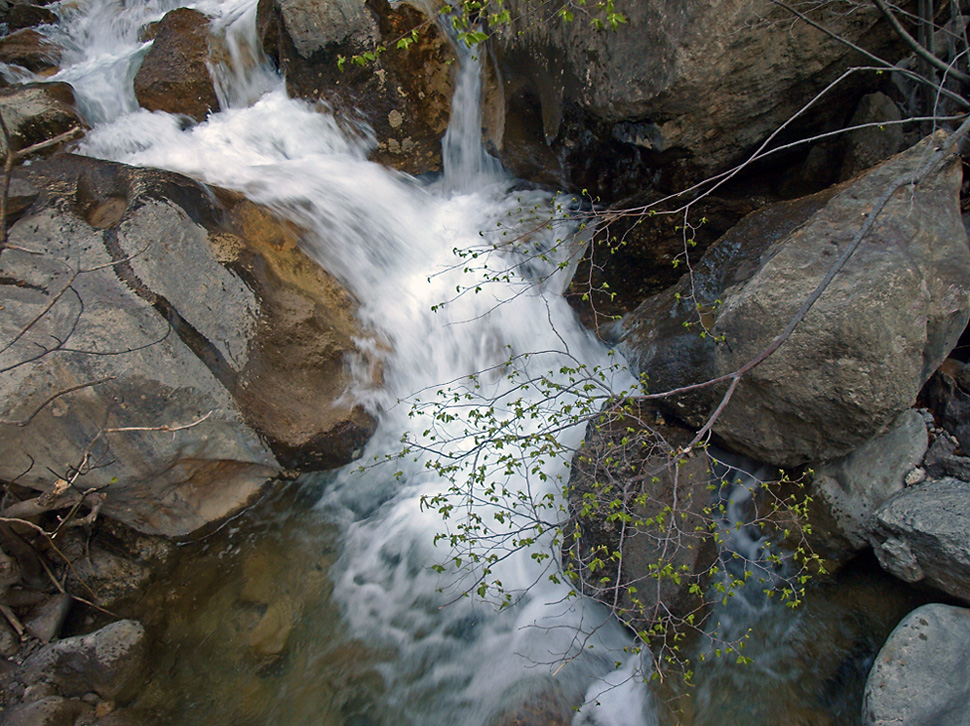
[810,409,927,557]
[21,619,148,702]
[870,477,970,603]
[0,155,376,537]
[620,134,970,466]
[862,603,970,726]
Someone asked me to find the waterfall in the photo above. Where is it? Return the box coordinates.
[56,0,659,722]
[439,38,504,192]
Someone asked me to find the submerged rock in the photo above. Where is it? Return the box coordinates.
[0,28,61,73]
[0,155,376,537]
[133,7,220,122]
[0,696,91,726]
[863,603,970,726]
[620,134,970,466]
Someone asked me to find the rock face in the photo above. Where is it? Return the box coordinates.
[0,154,376,537]
[492,0,904,197]
[863,604,970,726]
[565,401,715,636]
[257,0,454,174]
[0,82,85,158]
[619,135,970,466]
[133,7,220,122]
[870,477,970,604]
[810,409,928,557]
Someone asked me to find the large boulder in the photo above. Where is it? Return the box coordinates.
[256,0,455,174]
[133,7,221,122]
[862,603,970,726]
[619,134,970,466]
[491,0,905,198]
[0,82,85,158]
[0,155,376,536]
[870,477,970,604]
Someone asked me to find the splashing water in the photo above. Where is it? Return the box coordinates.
[55,0,659,722]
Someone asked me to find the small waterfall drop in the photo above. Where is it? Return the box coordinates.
[439,37,504,192]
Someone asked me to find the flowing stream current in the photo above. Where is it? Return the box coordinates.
[38,0,657,722]
[16,0,930,723]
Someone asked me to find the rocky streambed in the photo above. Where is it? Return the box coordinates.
[2,0,970,724]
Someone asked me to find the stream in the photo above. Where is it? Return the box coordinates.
[14,0,932,723]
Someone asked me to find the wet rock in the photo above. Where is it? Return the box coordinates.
[492,0,906,198]
[565,400,715,637]
[246,599,296,657]
[257,0,454,174]
[0,696,91,726]
[870,478,970,603]
[0,28,61,73]
[839,92,906,181]
[862,603,970,726]
[810,410,928,557]
[0,155,376,536]
[620,134,970,466]
[0,82,85,158]
[133,7,220,122]
[24,593,71,643]
[5,3,57,32]
[21,619,149,702]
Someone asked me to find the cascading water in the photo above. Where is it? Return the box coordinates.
[45,0,656,722]
[10,1,918,722]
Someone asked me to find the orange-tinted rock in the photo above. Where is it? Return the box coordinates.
[133,7,220,122]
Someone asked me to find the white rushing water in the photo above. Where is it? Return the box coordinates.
[35,0,659,722]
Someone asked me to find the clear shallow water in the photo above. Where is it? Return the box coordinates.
[19,0,925,722]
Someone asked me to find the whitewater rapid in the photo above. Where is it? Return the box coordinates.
[37,0,661,722]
